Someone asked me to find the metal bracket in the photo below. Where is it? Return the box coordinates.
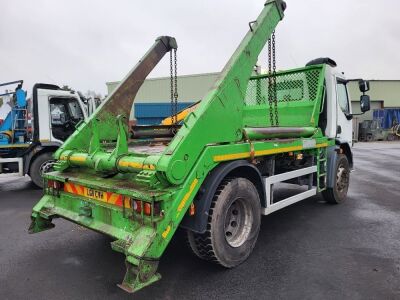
[118,259,161,293]
[111,115,128,157]
[263,166,317,215]
[249,21,257,32]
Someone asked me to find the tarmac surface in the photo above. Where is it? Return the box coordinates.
[0,142,399,299]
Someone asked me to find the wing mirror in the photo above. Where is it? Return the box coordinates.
[360,94,371,113]
[358,80,370,93]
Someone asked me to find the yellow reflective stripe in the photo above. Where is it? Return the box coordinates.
[118,160,155,170]
[213,152,252,162]
[108,193,120,204]
[316,142,328,148]
[255,145,303,157]
[69,156,87,163]
[64,183,74,193]
[162,225,171,239]
[213,143,328,162]
[177,178,199,214]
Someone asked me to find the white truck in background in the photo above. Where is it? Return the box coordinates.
[0,82,101,188]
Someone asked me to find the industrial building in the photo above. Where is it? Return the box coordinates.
[107,74,400,130]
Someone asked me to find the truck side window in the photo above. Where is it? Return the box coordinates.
[67,101,84,121]
[337,81,350,115]
[49,97,84,141]
[50,104,67,125]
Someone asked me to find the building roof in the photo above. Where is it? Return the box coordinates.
[107,72,400,108]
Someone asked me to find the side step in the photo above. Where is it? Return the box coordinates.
[262,166,317,215]
[0,157,23,176]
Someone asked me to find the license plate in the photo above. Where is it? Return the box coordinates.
[63,182,130,208]
[84,187,107,202]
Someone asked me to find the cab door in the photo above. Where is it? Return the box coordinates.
[335,77,353,144]
[49,97,85,142]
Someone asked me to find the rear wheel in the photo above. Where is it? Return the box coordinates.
[322,154,350,204]
[187,177,261,268]
[30,152,55,188]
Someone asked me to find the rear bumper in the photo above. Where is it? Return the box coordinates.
[30,193,157,260]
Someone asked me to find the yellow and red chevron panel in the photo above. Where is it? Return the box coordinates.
[63,182,131,209]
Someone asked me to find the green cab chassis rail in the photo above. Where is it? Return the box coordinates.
[30,0,340,293]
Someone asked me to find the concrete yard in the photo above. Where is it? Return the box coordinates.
[0,142,399,299]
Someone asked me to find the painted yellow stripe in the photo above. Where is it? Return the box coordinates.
[118,160,155,170]
[162,225,171,239]
[255,145,303,157]
[0,144,30,148]
[177,178,199,214]
[213,143,328,162]
[316,142,328,148]
[69,156,87,163]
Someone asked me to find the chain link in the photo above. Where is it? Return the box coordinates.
[169,49,179,125]
[173,49,178,126]
[267,36,274,126]
[272,31,279,126]
[170,51,174,124]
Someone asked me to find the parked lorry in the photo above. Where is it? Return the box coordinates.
[29,0,371,293]
[0,81,98,187]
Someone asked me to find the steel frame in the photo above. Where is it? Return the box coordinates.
[262,166,317,215]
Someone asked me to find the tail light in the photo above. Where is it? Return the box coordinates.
[47,179,63,190]
[133,200,161,216]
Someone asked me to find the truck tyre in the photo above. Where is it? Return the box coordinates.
[187,177,261,268]
[322,154,350,204]
[30,152,55,189]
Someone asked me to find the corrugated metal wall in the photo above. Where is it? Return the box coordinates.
[107,73,400,123]
[107,72,219,120]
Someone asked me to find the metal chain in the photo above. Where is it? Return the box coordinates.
[170,51,174,124]
[173,49,178,126]
[169,49,179,125]
[267,37,274,126]
[272,31,279,126]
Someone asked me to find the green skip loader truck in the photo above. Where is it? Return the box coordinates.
[29,0,371,293]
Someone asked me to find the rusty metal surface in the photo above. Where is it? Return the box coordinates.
[128,144,167,155]
[246,127,313,135]
[97,37,178,122]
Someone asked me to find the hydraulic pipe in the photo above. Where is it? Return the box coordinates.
[60,150,154,173]
[244,127,317,140]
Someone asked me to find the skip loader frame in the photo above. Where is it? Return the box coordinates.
[29,0,362,293]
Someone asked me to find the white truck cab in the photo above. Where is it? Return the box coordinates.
[0,83,96,188]
[308,58,370,150]
[36,86,88,144]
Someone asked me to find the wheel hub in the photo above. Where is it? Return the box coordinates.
[336,165,349,193]
[224,198,253,248]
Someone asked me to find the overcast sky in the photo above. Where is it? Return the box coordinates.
[1,0,399,96]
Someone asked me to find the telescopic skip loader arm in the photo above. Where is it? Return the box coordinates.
[30,0,287,293]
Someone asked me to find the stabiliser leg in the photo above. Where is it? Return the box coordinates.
[28,215,55,234]
[117,258,161,293]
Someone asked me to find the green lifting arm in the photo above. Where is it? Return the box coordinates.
[158,0,286,184]
[54,0,286,184]
[53,36,178,156]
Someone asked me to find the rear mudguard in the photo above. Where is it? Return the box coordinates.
[180,160,265,234]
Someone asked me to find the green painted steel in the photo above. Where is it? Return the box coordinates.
[29,0,334,293]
